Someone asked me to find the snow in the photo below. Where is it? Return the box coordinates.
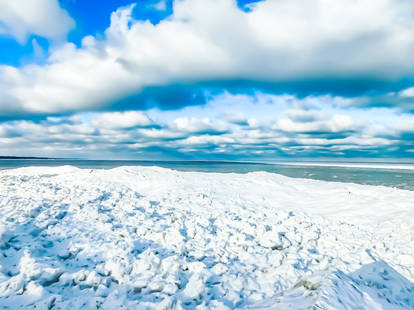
[0,165,413,309]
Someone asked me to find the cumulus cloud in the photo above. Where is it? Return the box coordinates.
[182,135,235,146]
[0,0,75,43]
[276,114,355,133]
[0,93,411,160]
[222,111,248,125]
[284,110,322,123]
[341,87,414,112]
[2,0,414,116]
[389,119,414,134]
[399,87,414,98]
[171,117,228,134]
[92,111,152,129]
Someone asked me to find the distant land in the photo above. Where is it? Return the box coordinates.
[0,156,53,160]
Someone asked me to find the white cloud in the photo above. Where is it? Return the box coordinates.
[390,119,414,133]
[92,111,152,129]
[1,92,411,159]
[222,111,247,124]
[276,114,355,133]
[139,128,184,139]
[247,118,260,128]
[399,87,414,98]
[0,0,75,43]
[284,110,322,123]
[181,135,235,145]
[172,117,227,133]
[2,0,414,115]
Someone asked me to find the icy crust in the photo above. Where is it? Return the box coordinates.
[0,166,413,309]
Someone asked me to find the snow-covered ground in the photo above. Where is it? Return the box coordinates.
[0,166,413,309]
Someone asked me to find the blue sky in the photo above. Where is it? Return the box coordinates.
[0,0,413,161]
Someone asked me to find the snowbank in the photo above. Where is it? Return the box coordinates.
[0,166,413,309]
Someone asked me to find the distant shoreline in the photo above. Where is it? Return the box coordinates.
[1,157,414,167]
[0,156,54,160]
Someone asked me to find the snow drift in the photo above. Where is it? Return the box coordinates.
[0,166,413,309]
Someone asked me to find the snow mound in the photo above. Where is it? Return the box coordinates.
[0,166,413,309]
[246,261,414,309]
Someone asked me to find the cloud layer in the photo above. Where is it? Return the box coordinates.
[1,0,414,116]
[0,0,413,160]
[0,93,412,160]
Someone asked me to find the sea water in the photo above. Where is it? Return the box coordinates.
[0,159,413,191]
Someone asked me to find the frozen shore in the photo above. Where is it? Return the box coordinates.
[0,166,413,309]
